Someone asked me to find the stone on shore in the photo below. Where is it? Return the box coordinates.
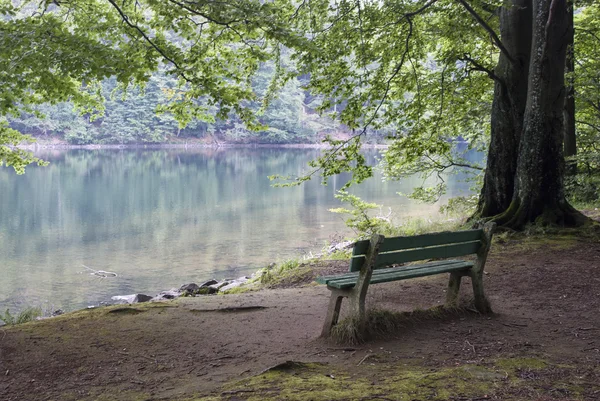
[218,276,251,292]
[199,279,218,287]
[179,283,200,292]
[111,294,153,304]
[152,289,181,301]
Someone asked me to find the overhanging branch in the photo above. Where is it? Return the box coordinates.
[455,0,515,63]
[106,0,193,83]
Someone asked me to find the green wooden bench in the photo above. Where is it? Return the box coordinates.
[316,222,496,337]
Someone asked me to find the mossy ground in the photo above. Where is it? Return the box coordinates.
[195,356,598,401]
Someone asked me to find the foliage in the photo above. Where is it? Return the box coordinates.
[570,2,600,205]
[0,122,47,174]
[329,190,396,237]
[266,0,495,190]
[0,307,42,326]
[440,195,479,217]
[565,154,600,205]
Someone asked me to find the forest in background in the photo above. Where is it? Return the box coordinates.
[8,59,391,145]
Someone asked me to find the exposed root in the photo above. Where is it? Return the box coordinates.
[484,198,591,231]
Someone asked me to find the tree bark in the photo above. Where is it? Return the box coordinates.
[477,0,532,217]
[492,0,586,228]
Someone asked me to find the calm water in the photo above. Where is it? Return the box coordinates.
[0,148,476,313]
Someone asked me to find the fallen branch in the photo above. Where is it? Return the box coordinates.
[357,353,373,366]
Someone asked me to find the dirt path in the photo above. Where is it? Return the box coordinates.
[1,236,600,400]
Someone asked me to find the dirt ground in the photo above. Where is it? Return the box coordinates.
[1,233,600,400]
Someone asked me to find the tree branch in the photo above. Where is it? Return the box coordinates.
[459,53,503,83]
[576,119,600,133]
[106,0,193,83]
[455,0,515,63]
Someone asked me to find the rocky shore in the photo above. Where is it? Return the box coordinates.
[110,275,255,305]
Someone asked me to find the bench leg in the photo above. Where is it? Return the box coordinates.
[470,271,491,314]
[446,271,462,307]
[321,288,349,338]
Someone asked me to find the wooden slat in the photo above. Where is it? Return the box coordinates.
[321,260,473,287]
[328,261,473,289]
[374,241,481,267]
[318,259,469,284]
[348,229,482,272]
[379,229,483,252]
[349,240,370,272]
[369,261,473,283]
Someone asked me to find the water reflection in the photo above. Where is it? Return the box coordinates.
[0,148,478,312]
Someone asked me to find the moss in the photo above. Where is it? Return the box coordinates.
[222,285,255,294]
[197,357,600,401]
[200,361,503,401]
[494,232,582,255]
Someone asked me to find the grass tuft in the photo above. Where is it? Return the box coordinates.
[0,306,42,326]
[331,304,477,344]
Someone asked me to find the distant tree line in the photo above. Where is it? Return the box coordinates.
[8,62,391,145]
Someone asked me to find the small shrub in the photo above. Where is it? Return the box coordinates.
[329,190,396,237]
[259,259,302,285]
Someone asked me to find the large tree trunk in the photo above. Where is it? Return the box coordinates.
[492,0,586,228]
[477,0,532,217]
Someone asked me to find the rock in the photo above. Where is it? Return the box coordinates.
[134,294,153,303]
[179,283,200,292]
[199,279,218,287]
[209,281,231,291]
[111,294,153,304]
[180,286,218,297]
[51,309,64,316]
[219,276,250,292]
[152,289,181,301]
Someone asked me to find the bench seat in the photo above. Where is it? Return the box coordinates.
[316,259,474,289]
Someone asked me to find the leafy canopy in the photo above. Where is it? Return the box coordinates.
[0,0,305,171]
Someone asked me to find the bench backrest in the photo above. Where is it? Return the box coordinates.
[350,229,484,272]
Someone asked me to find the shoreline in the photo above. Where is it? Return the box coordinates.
[18,139,389,151]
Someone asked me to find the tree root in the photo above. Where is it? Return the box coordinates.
[483,197,591,231]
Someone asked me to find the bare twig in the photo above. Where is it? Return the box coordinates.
[465,340,476,354]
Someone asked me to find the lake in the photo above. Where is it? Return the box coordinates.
[0,147,477,314]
